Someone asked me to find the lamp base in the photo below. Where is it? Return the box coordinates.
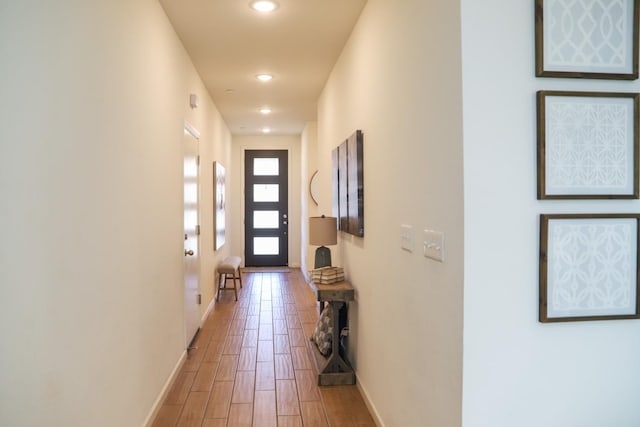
[314,246,332,269]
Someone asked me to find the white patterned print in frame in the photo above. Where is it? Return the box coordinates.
[537,91,639,199]
[535,0,639,78]
[540,214,640,322]
[214,161,226,250]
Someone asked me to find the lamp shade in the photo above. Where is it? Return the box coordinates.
[309,216,337,246]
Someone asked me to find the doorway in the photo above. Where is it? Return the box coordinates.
[244,150,288,266]
[183,123,200,347]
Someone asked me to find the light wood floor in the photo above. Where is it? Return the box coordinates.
[151,268,376,427]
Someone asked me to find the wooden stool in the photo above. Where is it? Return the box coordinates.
[216,256,242,301]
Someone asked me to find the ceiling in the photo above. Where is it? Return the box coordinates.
[159,0,367,136]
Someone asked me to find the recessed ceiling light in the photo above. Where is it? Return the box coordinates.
[256,74,273,82]
[262,127,271,134]
[260,107,272,114]
[250,1,279,12]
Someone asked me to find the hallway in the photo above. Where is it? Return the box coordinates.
[151,269,375,426]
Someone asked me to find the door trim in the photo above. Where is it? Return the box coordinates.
[244,149,289,266]
[183,121,201,348]
[184,120,201,139]
[240,145,293,266]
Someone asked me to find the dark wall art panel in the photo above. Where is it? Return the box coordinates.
[332,130,364,237]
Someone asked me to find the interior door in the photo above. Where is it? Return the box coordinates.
[183,124,200,347]
[244,150,288,266]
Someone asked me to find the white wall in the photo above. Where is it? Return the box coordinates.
[192,87,234,321]
[461,1,640,426]
[316,0,464,425]
[230,135,302,268]
[301,122,320,275]
[0,1,231,425]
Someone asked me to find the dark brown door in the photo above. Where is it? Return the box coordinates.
[244,150,288,266]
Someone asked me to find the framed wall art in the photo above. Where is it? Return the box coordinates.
[536,91,639,199]
[332,148,340,222]
[347,130,364,236]
[338,139,349,232]
[535,0,639,79]
[213,161,226,250]
[332,130,364,237]
[539,214,640,322]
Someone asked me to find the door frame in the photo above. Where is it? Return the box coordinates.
[240,144,294,267]
[244,149,289,266]
[183,121,201,348]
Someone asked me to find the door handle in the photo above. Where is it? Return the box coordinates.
[185,250,194,256]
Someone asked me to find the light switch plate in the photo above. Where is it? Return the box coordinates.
[400,224,414,252]
[423,229,445,262]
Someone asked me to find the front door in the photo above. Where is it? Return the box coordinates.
[244,150,288,266]
[183,124,200,347]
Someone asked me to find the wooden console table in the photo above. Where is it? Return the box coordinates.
[308,281,356,386]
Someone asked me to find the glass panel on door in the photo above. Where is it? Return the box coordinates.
[254,158,279,175]
[254,210,279,229]
[253,184,279,202]
[253,237,280,255]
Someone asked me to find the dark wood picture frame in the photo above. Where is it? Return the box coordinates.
[535,0,639,80]
[539,213,640,323]
[332,130,364,237]
[338,140,349,232]
[536,90,640,199]
[346,130,364,237]
[332,148,340,223]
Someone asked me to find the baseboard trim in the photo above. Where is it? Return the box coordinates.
[356,374,385,427]
[201,293,217,324]
[143,350,187,427]
[302,269,312,283]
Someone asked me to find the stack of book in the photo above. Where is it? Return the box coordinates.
[311,266,345,285]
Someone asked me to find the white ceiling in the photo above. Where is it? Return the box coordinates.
[159,0,367,136]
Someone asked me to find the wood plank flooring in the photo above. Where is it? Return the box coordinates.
[151,269,376,427]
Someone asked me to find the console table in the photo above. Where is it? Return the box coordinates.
[308,281,356,386]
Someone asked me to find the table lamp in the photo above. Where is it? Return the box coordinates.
[309,215,337,268]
